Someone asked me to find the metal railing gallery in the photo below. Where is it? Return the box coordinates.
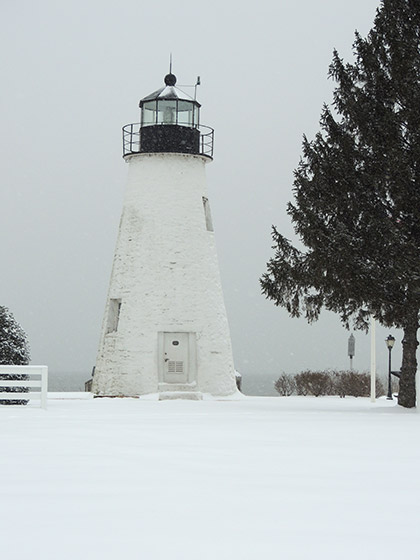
[122,123,214,159]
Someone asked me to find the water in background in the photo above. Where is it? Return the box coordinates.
[241,373,278,396]
[48,371,91,392]
[49,371,279,396]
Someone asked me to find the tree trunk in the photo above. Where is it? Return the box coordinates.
[398,313,419,409]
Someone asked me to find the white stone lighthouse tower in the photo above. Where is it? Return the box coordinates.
[92,71,237,399]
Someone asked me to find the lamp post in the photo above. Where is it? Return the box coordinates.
[385,335,395,400]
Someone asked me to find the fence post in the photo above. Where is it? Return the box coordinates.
[41,366,48,409]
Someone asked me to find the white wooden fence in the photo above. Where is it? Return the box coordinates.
[0,365,48,409]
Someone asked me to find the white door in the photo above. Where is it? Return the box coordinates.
[163,332,189,383]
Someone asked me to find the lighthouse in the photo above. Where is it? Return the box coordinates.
[92,71,237,399]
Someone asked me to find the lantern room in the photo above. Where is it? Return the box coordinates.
[122,72,214,158]
[140,73,200,128]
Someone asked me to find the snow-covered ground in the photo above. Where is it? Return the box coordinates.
[1,394,419,559]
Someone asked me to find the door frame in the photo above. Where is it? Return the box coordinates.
[157,331,197,385]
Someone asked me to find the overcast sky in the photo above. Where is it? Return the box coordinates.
[1,0,402,383]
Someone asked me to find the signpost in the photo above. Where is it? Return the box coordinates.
[348,334,355,371]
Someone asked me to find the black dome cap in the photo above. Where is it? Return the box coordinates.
[164,73,177,86]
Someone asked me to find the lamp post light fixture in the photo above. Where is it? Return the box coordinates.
[385,335,395,400]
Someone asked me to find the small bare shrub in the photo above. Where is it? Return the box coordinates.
[294,370,333,397]
[333,370,386,398]
[291,369,386,399]
[274,374,296,396]
[295,373,309,396]
[332,370,347,398]
[333,371,369,397]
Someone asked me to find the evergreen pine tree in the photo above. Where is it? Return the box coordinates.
[261,0,420,408]
[0,306,30,405]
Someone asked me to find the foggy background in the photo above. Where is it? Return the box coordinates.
[1,0,401,392]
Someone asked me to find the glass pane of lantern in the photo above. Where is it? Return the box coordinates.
[178,101,193,127]
[157,100,177,125]
[142,101,157,126]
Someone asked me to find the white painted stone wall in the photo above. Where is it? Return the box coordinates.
[93,152,237,397]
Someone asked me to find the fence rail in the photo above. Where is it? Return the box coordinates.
[0,366,48,409]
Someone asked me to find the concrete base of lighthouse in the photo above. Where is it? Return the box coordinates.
[158,390,203,401]
[92,152,237,398]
